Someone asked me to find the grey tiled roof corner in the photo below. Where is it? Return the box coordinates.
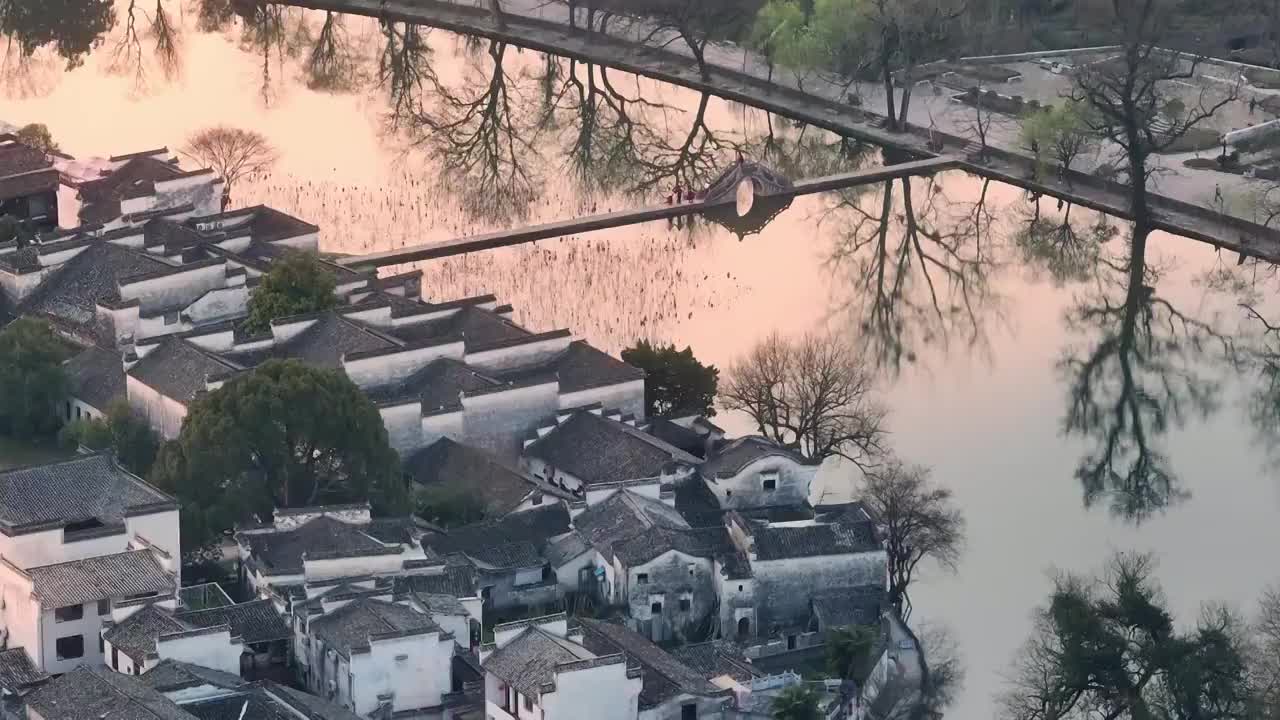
[0,453,176,534]
[240,515,396,575]
[63,345,126,410]
[750,519,881,560]
[578,617,725,709]
[0,647,47,691]
[309,597,440,657]
[25,665,197,720]
[701,436,813,478]
[525,410,699,487]
[482,626,596,698]
[127,335,241,402]
[177,598,290,644]
[27,549,175,607]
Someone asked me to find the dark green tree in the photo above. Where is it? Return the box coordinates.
[1000,551,1254,720]
[243,251,338,334]
[16,124,59,155]
[58,416,113,452]
[826,624,877,679]
[415,484,487,528]
[0,318,68,438]
[0,0,114,69]
[56,400,156,474]
[149,360,407,551]
[770,684,821,720]
[621,340,719,417]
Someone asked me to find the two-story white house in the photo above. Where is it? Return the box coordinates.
[480,613,642,720]
[0,454,181,675]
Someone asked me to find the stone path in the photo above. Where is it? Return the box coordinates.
[283,0,1280,262]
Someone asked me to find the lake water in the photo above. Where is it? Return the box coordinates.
[4,4,1279,715]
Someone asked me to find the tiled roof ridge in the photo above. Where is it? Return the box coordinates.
[26,546,156,572]
[579,618,716,693]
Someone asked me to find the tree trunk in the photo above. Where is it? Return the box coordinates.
[882,61,899,131]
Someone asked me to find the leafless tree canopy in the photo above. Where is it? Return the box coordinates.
[824,176,999,374]
[1251,585,1280,718]
[181,126,279,210]
[1068,0,1237,228]
[721,331,887,467]
[860,460,965,621]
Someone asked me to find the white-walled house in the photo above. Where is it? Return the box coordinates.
[100,598,290,678]
[0,455,181,675]
[480,613,642,720]
[234,504,428,596]
[522,407,700,505]
[299,595,456,715]
[124,296,645,458]
[697,437,818,513]
[577,618,735,720]
[55,149,222,229]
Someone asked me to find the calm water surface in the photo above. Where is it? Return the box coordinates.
[4,5,1279,715]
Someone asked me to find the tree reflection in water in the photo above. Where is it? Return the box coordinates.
[1013,198,1116,287]
[1058,227,1236,522]
[400,39,541,223]
[824,174,1000,375]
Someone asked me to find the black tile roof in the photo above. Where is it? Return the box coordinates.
[810,584,886,629]
[366,357,500,411]
[127,336,241,402]
[423,504,570,560]
[0,454,175,534]
[241,515,397,575]
[406,438,540,517]
[571,490,689,561]
[463,541,543,570]
[310,597,440,657]
[264,683,363,720]
[701,436,812,478]
[102,603,188,662]
[178,599,291,644]
[525,411,699,487]
[0,139,52,178]
[578,618,725,709]
[76,156,184,225]
[548,341,645,393]
[395,560,478,598]
[227,313,400,370]
[0,647,47,692]
[25,664,196,720]
[183,693,295,720]
[388,305,531,350]
[64,345,125,411]
[750,520,881,560]
[198,205,320,245]
[482,626,596,698]
[668,641,762,682]
[0,168,57,202]
[27,549,175,607]
[21,242,173,338]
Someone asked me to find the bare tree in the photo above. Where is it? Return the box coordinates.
[404,40,541,222]
[597,0,745,81]
[377,20,435,128]
[956,83,1010,161]
[1059,225,1234,522]
[181,126,279,210]
[1069,0,1238,232]
[721,331,887,467]
[1251,585,1280,718]
[305,11,360,92]
[860,460,965,621]
[824,176,999,374]
[863,620,965,720]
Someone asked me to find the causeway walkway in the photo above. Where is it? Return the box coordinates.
[286,0,1280,263]
[341,157,961,268]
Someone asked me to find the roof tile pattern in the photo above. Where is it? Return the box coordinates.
[578,618,723,710]
[482,627,596,698]
[0,454,174,533]
[525,411,698,487]
[27,550,175,606]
